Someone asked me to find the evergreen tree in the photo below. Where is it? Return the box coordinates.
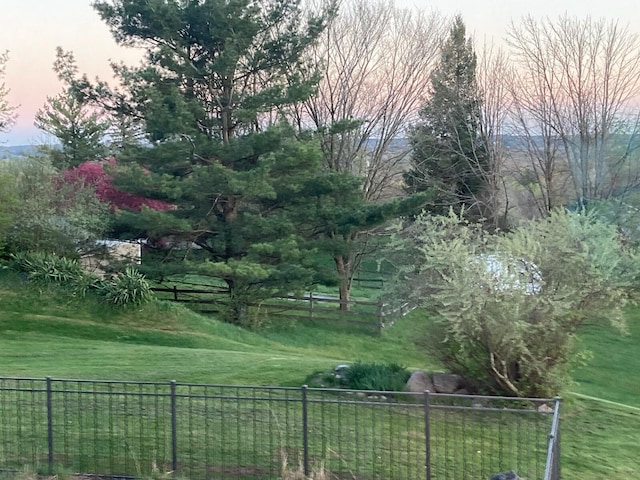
[84,0,337,322]
[293,172,430,310]
[35,93,110,168]
[35,48,110,169]
[405,16,488,218]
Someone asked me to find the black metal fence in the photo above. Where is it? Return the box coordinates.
[0,377,560,480]
[543,399,561,480]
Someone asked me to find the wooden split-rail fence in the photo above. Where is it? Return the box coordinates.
[151,286,415,333]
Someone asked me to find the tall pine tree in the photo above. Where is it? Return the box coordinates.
[405,16,488,218]
[35,48,110,169]
[85,0,338,322]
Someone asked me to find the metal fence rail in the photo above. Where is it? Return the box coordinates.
[0,377,560,479]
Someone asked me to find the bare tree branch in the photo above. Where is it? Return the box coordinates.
[0,51,17,135]
[508,15,640,207]
[300,0,448,201]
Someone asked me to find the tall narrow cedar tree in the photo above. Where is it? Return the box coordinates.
[405,16,488,218]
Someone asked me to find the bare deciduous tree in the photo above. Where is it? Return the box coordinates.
[0,51,16,135]
[287,0,449,310]
[300,0,448,201]
[507,44,568,216]
[475,43,512,228]
[508,15,640,208]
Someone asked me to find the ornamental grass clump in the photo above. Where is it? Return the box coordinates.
[101,267,153,306]
[10,251,153,307]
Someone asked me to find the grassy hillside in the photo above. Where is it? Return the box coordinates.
[561,315,640,479]
[0,268,639,478]
[0,269,435,384]
[571,315,640,407]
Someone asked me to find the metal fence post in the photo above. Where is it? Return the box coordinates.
[170,380,178,473]
[554,397,561,480]
[424,390,431,480]
[544,397,561,480]
[302,385,309,477]
[46,377,54,475]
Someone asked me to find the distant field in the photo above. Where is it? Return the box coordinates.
[0,145,40,159]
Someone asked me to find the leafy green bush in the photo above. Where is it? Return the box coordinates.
[11,251,101,298]
[102,267,153,306]
[0,172,16,253]
[304,362,411,391]
[342,362,411,392]
[386,209,640,397]
[1,157,109,257]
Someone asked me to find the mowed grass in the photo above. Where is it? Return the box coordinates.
[1,268,640,478]
[560,314,640,479]
[0,269,435,384]
[571,314,640,407]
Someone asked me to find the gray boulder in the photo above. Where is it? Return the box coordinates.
[405,371,435,393]
[491,471,523,480]
[333,364,350,380]
[432,373,464,394]
[537,403,554,414]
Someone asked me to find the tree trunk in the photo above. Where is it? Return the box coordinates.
[334,255,351,311]
[224,276,246,325]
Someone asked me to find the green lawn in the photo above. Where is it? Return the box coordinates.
[571,315,640,407]
[560,314,640,479]
[0,270,434,384]
[0,268,639,478]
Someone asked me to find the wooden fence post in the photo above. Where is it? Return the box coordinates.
[309,292,314,320]
[377,301,384,333]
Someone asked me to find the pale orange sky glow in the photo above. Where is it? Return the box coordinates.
[1,0,639,145]
[0,0,141,145]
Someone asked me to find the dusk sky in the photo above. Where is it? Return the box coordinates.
[1,0,639,145]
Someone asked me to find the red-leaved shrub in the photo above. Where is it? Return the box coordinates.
[64,159,172,212]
